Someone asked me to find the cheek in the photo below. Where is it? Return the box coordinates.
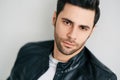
[76,32,91,43]
[55,25,68,38]
[54,27,65,41]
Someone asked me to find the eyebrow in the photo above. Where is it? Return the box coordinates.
[61,18,90,29]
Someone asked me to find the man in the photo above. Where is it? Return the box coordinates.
[8,0,117,80]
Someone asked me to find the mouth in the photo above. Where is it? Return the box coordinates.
[63,41,75,48]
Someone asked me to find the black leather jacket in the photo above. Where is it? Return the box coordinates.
[7,40,117,80]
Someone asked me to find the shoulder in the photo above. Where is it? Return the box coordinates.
[14,40,54,67]
[21,40,54,51]
[84,47,117,80]
[18,40,54,57]
[7,40,54,80]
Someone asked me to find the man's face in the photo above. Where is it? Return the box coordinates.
[53,3,95,55]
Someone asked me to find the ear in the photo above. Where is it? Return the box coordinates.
[52,11,57,26]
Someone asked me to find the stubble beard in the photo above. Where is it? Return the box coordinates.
[55,33,86,56]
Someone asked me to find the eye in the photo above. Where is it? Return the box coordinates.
[63,20,72,26]
[79,25,89,31]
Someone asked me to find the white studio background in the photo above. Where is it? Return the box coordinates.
[0,0,120,80]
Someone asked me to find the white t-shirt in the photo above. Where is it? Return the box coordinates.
[38,54,59,80]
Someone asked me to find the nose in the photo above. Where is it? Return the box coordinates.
[67,27,77,41]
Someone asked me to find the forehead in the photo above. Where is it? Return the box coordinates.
[58,3,95,28]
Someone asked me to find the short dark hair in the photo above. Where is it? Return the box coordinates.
[56,0,100,26]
